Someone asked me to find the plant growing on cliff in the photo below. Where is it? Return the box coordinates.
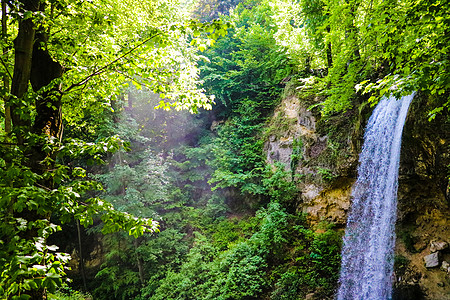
[290,137,304,176]
[317,167,337,183]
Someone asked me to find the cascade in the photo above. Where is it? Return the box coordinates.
[337,93,415,300]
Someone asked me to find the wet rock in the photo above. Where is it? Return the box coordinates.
[393,283,424,300]
[424,252,440,268]
[430,240,448,253]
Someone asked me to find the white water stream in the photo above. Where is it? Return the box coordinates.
[337,93,415,300]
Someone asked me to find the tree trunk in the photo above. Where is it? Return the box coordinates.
[134,238,145,286]
[325,25,333,70]
[2,0,11,133]
[30,30,63,140]
[10,0,40,141]
[77,220,88,292]
[30,2,64,142]
[10,2,64,299]
[347,2,360,62]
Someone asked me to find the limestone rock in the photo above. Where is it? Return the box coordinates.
[424,252,440,268]
[300,179,353,226]
[441,261,450,273]
[430,240,448,253]
[305,293,315,300]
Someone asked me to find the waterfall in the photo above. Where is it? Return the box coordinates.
[337,93,415,300]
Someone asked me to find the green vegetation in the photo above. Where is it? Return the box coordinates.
[48,286,92,300]
[0,0,228,298]
[0,0,448,299]
[290,137,304,175]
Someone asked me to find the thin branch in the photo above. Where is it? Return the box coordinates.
[1,0,12,81]
[0,141,19,145]
[113,68,153,90]
[0,55,12,80]
[63,32,163,94]
[70,34,89,59]
[4,0,14,10]
[35,183,51,191]
[0,48,12,58]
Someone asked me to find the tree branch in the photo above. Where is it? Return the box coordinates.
[0,55,13,80]
[113,68,153,90]
[63,32,163,94]
[0,141,20,145]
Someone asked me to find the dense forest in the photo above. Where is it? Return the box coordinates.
[0,0,449,299]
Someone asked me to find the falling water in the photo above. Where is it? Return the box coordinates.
[337,93,415,300]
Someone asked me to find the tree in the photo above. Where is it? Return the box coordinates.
[270,0,450,116]
[191,0,242,21]
[0,0,228,298]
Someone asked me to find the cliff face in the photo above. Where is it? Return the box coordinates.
[265,81,360,227]
[265,86,450,299]
[395,96,450,300]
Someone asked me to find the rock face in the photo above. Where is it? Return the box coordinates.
[265,95,323,169]
[265,89,450,299]
[264,92,358,226]
[265,95,357,227]
[394,96,450,300]
[300,179,352,225]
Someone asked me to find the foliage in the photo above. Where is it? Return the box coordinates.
[80,89,208,299]
[202,1,298,200]
[149,203,342,300]
[262,164,298,205]
[271,0,450,117]
[48,286,92,300]
[0,135,158,298]
[200,0,295,116]
[208,99,266,197]
[359,0,450,119]
[271,222,342,299]
[0,0,230,297]
[3,0,447,298]
[150,202,288,300]
[191,0,242,22]
[317,167,337,183]
[290,137,304,175]
[90,151,171,299]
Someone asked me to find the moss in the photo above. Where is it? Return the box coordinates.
[398,230,417,253]
[49,286,92,300]
[394,255,410,277]
[290,137,304,176]
[264,111,297,139]
[316,167,337,183]
[311,104,361,179]
[281,78,301,99]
